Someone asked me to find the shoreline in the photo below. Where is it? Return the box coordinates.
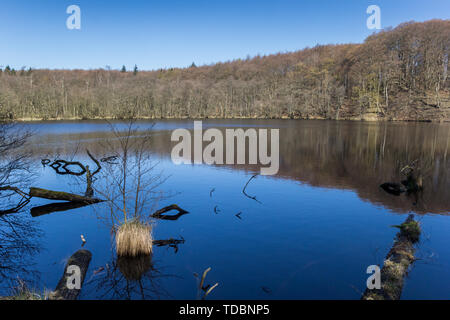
[10,116,450,123]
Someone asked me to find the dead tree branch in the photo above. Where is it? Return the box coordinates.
[150,204,189,220]
[29,187,103,204]
[242,174,261,204]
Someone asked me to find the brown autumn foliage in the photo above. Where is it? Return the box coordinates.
[0,20,449,121]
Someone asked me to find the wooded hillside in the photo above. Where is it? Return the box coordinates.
[0,20,449,121]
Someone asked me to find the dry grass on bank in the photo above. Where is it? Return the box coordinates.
[2,279,47,300]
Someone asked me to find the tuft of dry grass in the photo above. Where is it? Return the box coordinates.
[6,279,46,300]
[116,220,153,257]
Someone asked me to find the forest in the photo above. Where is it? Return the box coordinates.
[0,20,449,121]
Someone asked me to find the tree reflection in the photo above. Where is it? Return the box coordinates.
[84,252,179,300]
[0,212,42,292]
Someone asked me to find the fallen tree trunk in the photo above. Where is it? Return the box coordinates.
[29,187,103,204]
[362,214,420,300]
[49,249,92,300]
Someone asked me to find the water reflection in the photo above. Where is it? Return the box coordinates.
[28,120,450,215]
[0,212,42,291]
[9,119,450,299]
[84,253,177,300]
[30,201,93,217]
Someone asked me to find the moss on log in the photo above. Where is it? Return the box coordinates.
[29,187,103,203]
[362,214,420,300]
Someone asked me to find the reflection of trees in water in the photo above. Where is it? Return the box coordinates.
[27,121,450,214]
[0,213,42,291]
[275,122,450,214]
[84,253,179,300]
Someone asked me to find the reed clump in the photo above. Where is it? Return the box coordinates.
[115,219,153,257]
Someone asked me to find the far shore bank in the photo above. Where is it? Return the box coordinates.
[11,115,450,123]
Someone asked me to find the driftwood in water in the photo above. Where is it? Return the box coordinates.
[43,149,102,177]
[49,249,92,300]
[29,187,103,204]
[100,155,118,164]
[150,204,189,220]
[84,166,94,197]
[84,149,101,197]
[1,151,103,215]
[49,160,87,176]
[153,238,185,253]
[43,149,101,198]
[362,214,420,300]
[381,160,424,197]
[31,201,94,217]
[380,182,406,196]
[86,149,102,175]
[401,174,423,194]
[243,174,261,203]
[0,186,102,216]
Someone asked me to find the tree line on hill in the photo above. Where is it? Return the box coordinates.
[0,20,449,121]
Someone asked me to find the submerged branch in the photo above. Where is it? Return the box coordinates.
[242,174,261,204]
[153,237,185,253]
[150,204,189,220]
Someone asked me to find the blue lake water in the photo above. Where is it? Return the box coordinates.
[0,119,449,299]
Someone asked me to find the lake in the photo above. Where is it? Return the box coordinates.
[1,119,449,299]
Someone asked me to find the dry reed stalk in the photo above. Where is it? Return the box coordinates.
[116,220,152,257]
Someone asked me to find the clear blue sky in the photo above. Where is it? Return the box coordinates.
[1,0,449,70]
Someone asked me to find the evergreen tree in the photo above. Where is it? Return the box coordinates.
[121,65,126,73]
[133,64,138,76]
